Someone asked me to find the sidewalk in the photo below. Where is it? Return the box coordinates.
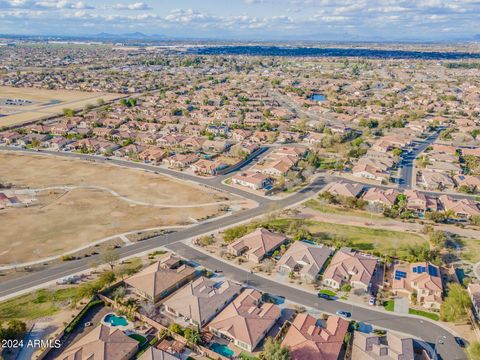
[184,239,462,337]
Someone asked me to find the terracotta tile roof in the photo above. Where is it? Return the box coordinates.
[208,289,280,349]
[163,277,241,326]
[281,313,349,360]
[125,259,196,300]
[60,324,138,360]
[276,241,332,279]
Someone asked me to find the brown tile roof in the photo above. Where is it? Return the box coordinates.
[208,288,281,348]
[163,277,241,326]
[281,313,349,360]
[125,259,196,300]
[60,324,138,360]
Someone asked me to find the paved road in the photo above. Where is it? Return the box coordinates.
[0,146,469,359]
[167,243,465,360]
[398,129,442,190]
[0,163,328,299]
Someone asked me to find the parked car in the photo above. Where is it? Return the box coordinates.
[318,293,334,300]
[84,322,93,327]
[336,310,352,318]
[369,296,376,306]
[455,337,466,348]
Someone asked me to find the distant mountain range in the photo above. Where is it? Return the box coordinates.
[92,32,165,40]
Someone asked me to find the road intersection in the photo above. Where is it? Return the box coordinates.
[0,146,469,360]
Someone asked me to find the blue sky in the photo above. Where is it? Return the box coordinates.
[0,0,479,41]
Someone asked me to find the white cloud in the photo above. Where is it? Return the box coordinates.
[113,2,151,10]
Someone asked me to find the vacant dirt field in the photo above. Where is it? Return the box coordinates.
[0,152,238,264]
[0,86,122,127]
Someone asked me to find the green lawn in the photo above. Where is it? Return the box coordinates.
[256,217,426,256]
[304,199,382,219]
[0,287,83,321]
[383,300,439,321]
[319,289,337,297]
[129,333,147,344]
[384,300,395,311]
[305,220,425,253]
[409,308,439,321]
[239,353,259,360]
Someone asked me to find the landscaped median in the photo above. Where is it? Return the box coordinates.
[318,289,337,297]
[383,300,440,321]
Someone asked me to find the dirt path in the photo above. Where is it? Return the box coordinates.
[19,185,238,208]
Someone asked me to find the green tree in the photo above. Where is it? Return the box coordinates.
[184,328,201,346]
[62,108,75,117]
[168,323,183,336]
[223,226,248,243]
[429,230,447,249]
[99,271,116,287]
[102,249,120,270]
[468,341,480,360]
[440,283,472,322]
[262,337,290,360]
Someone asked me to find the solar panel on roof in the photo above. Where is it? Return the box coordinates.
[413,267,417,273]
[428,265,438,277]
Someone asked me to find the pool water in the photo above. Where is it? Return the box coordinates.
[210,342,234,357]
[104,313,128,327]
[309,94,326,102]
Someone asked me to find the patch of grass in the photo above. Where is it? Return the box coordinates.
[129,333,147,344]
[384,300,395,312]
[460,238,480,262]
[304,199,381,219]
[319,289,337,297]
[408,308,439,321]
[0,287,83,321]
[305,220,425,253]
[239,353,259,360]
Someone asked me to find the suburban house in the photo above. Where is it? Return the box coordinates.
[322,248,378,292]
[139,147,168,164]
[138,348,179,360]
[362,187,400,208]
[0,192,21,209]
[403,190,438,213]
[208,289,281,352]
[468,283,480,320]
[231,171,272,190]
[352,331,416,360]
[276,241,333,283]
[420,171,455,191]
[164,154,199,168]
[453,174,480,192]
[439,195,480,218]
[281,313,349,360]
[392,262,443,309]
[163,277,241,328]
[352,162,390,183]
[191,159,228,175]
[125,255,196,302]
[227,228,288,263]
[323,181,364,198]
[59,324,138,360]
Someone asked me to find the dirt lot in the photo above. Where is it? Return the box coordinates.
[0,152,238,264]
[0,86,122,127]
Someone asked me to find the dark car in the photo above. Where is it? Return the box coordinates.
[318,293,334,300]
[455,337,466,348]
[336,310,352,318]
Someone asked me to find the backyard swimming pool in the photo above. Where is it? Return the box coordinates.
[103,313,129,327]
[210,342,234,357]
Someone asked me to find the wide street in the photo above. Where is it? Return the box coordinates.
[0,146,469,360]
[168,243,466,360]
[398,129,442,189]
